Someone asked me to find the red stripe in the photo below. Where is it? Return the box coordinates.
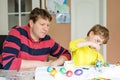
[18,51,49,61]
[3,41,20,50]
[9,58,21,70]
[9,28,21,39]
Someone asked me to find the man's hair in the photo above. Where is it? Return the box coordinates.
[29,7,52,23]
[87,24,109,44]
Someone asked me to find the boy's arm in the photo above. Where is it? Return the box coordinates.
[78,41,100,50]
[69,38,83,52]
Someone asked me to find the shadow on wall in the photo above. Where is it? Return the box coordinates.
[0,35,7,69]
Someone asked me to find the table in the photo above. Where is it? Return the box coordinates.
[35,65,120,80]
[1,64,120,80]
[0,69,35,80]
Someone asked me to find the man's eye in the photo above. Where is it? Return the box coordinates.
[47,25,50,27]
[40,24,45,26]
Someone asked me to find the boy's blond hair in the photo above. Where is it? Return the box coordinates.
[87,24,109,44]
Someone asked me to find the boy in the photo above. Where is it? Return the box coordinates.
[69,24,109,66]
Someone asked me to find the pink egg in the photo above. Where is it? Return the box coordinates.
[66,70,73,77]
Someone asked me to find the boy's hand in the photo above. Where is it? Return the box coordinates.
[89,41,100,50]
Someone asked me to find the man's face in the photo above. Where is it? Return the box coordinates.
[29,18,51,42]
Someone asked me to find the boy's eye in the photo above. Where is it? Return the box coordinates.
[96,39,103,45]
[97,40,100,43]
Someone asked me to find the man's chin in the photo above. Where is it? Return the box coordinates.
[41,35,46,38]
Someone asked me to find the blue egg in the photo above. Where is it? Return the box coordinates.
[104,62,110,67]
[59,67,66,74]
[47,66,54,72]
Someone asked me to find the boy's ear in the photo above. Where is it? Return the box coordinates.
[89,31,95,37]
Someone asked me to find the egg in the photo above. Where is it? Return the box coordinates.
[54,72,63,80]
[74,69,83,76]
[47,66,54,72]
[66,70,73,77]
[59,67,66,74]
[50,69,57,77]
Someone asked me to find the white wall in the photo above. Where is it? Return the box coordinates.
[0,0,8,35]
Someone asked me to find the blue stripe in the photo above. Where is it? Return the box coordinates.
[16,28,29,39]
[55,47,64,57]
[21,44,50,55]
[3,58,14,70]
[6,35,21,47]
[3,47,19,56]
[50,42,64,57]
[41,35,50,41]
[50,42,58,55]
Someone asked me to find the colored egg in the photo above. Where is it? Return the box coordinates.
[59,67,66,74]
[66,70,73,77]
[54,72,63,80]
[74,69,83,76]
[50,69,57,77]
[47,66,54,72]
[104,62,110,67]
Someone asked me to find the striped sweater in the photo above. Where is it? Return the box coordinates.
[2,25,71,70]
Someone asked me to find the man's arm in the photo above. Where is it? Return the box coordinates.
[50,56,68,66]
[20,59,51,70]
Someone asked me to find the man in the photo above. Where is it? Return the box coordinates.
[2,7,71,70]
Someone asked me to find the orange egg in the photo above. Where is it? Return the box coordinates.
[50,69,57,77]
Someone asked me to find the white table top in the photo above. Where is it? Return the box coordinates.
[1,64,120,80]
[35,65,120,80]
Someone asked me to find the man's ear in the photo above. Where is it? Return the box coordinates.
[28,20,33,28]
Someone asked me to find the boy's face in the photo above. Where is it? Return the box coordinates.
[89,31,104,45]
[29,17,50,42]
